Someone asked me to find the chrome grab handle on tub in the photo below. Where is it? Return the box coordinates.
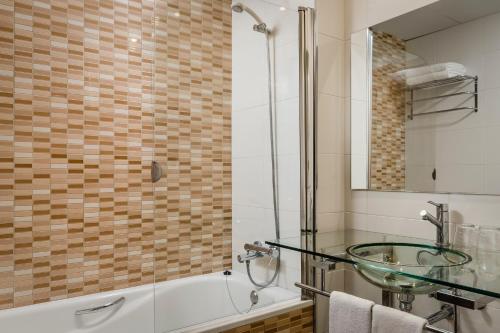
[75,297,125,316]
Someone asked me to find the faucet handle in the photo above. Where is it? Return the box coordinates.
[427,200,441,207]
[427,201,448,210]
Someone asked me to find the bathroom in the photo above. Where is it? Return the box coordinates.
[1,0,500,332]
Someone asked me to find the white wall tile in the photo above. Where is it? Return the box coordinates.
[318,93,344,155]
[344,98,351,155]
[344,268,382,304]
[275,41,299,102]
[345,0,368,36]
[366,0,439,27]
[232,106,270,159]
[233,0,305,292]
[482,50,500,90]
[448,195,500,227]
[316,212,344,232]
[275,154,301,212]
[317,154,345,213]
[345,212,436,240]
[318,33,345,97]
[276,98,300,156]
[459,304,500,333]
[316,0,345,39]
[232,157,273,209]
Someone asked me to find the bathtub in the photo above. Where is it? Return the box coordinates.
[0,271,311,333]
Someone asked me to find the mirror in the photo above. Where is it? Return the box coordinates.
[350,0,500,194]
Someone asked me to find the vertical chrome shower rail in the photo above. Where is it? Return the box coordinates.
[298,6,317,296]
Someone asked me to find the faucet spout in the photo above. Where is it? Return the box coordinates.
[420,201,449,248]
[420,210,442,228]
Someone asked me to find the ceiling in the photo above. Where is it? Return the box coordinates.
[372,0,500,40]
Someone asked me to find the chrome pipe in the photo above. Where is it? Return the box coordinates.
[298,6,317,292]
[295,282,330,298]
[426,305,454,325]
[407,91,477,104]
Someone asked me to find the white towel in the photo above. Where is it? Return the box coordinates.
[406,69,465,86]
[329,291,374,333]
[398,62,466,78]
[372,304,428,333]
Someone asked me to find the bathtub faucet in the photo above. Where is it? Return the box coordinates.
[237,241,279,263]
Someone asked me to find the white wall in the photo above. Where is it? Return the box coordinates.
[315,0,347,331]
[232,0,313,292]
[344,1,500,332]
[405,11,500,194]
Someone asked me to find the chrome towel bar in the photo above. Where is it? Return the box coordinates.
[75,297,125,316]
[294,282,453,333]
[407,75,478,120]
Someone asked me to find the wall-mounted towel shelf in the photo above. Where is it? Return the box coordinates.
[407,75,478,120]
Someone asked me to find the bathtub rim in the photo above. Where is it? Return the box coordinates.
[167,297,313,333]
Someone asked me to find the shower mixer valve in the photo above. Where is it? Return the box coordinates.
[237,241,279,263]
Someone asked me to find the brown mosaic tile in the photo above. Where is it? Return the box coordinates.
[0,0,232,310]
[222,306,314,333]
[370,31,406,191]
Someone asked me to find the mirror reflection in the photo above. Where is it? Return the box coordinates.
[351,0,500,194]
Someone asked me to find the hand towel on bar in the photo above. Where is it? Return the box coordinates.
[329,291,374,333]
[398,62,466,78]
[372,304,428,333]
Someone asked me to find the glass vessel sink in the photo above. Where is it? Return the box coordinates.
[346,242,472,294]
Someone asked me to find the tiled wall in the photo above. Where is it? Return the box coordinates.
[0,0,231,310]
[345,1,500,332]
[222,305,314,333]
[231,0,314,291]
[152,0,232,283]
[369,31,406,190]
[315,0,347,332]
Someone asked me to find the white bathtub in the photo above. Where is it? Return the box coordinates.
[0,271,311,333]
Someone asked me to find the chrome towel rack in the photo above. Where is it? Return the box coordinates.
[407,75,478,120]
[294,282,454,333]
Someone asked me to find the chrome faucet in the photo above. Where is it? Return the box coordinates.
[237,241,279,263]
[420,201,449,248]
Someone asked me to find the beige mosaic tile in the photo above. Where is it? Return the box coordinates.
[370,31,406,191]
[222,306,314,333]
[0,0,232,310]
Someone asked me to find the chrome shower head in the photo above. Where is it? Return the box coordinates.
[231,2,269,33]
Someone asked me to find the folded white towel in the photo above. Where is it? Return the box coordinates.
[372,304,428,333]
[329,291,374,333]
[406,69,465,86]
[398,62,466,79]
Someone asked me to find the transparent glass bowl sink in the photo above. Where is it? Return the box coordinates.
[346,242,472,294]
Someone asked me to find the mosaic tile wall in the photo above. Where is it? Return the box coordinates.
[222,306,314,333]
[152,0,232,282]
[0,0,232,310]
[370,31,406,190]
